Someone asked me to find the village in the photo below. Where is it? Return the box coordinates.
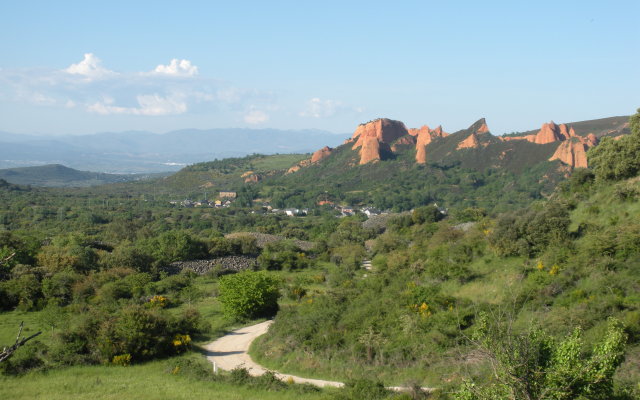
[169,190,449,219]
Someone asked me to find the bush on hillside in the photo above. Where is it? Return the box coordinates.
[218,271,280,320]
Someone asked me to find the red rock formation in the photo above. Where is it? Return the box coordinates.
[414,125,448,163]
[351,118,408,164]
[532,122,563,144]
[391,135,416,152]
[549,140,588,168]
[311,146,333,163]
[415,130,433,163]
[477,122,490,134]
[394,135,416,146]
[530,121,576,144]
[359,136,382,164]
[352,118,408,150]
[457,133,480,149]
[415,145,428,164]
[408,125,429,137]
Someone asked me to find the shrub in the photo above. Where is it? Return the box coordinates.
[218,271,280,320]
[338,379,390,400]
[455,316,628,400]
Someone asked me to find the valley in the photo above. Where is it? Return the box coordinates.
[1,110,639,399]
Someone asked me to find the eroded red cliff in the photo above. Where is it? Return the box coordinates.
[549,140,589,168]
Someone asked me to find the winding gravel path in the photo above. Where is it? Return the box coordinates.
[204,320,434,392]
[204,320,344,388]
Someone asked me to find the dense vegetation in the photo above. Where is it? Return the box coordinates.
[1,110,639,399]
[250,110,640,398]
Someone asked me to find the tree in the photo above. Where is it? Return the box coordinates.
[455,315,627,400]
[218,271,280,320]
[588,108,640,182]
[412,205,444,224]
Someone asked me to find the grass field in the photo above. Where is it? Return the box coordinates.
[0,353,334,400]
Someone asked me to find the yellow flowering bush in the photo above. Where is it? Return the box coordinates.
[148,295,169,308]
[112,353,132,366]
[172,334,192,352]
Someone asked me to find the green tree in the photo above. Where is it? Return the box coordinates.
[588,108,640,182]
[412,205,443,224]
[218,271,280,320]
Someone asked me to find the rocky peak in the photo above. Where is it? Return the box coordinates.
[352,118,408,164]
[352,118,408,148]
[468,118,490,134]
[532,121,571,144]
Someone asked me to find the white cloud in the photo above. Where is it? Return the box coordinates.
[88,93,187,116]
[65,53,115,80]
[299,97,364,118]
[244,110,269,124]
[153,59,198,77]
[1,53,275,121]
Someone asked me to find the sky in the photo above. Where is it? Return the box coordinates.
[0,0,638,136]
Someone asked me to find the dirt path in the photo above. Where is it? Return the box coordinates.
[203,320,344,388]
[204,320,434,392]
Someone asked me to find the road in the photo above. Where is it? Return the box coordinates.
[203,320,344,388]
[204,320,433,392]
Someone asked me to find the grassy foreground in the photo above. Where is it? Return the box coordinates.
[0,353,333,400]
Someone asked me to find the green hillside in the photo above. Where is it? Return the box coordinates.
[264,121,566,213]
[250,114,640,396]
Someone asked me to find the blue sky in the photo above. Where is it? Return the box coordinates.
[0,0,638,135]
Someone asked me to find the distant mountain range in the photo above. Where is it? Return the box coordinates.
[0,128,347,173]
[0,164,166,187]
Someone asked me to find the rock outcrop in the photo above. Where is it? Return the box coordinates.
[170,256,257,275]
[549,140,589,168]
[497,121,600,167]
[415,125,448,163]
[454,119,488,150]
[286,159,311,174]
[359,136,383,164]
[291,115,612,172]
[457,132,480,149]
[469,118,491,135]
[531,121,572,144]
[311,146,333,163]
[391,135,417,152]
[352,118,409,147]
[352,118,408,164]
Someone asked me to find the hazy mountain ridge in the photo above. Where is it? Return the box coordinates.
[0,164,166,187]
[0,128,347,173]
